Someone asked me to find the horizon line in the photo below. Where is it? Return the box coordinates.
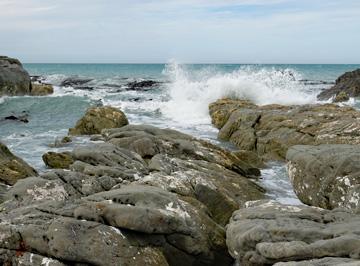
[23,62,360,65]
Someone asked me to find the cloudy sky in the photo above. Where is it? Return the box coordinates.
[1,0,359,63]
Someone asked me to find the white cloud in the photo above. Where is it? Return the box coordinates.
[0,0,359,63]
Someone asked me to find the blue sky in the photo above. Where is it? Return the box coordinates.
[0,0,359,63]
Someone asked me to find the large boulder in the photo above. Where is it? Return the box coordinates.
[226,200,360,265]
[317,68,360,101]
[0,56,31,96]
[286,145,360,213]
[68,106,129,135]
[209,98,360,160]
[0,142,37,185]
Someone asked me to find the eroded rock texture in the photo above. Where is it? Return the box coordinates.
[287,145,360,213]
[209,99,360,160]
[226,200,360,266]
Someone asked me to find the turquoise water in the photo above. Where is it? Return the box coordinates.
[25,63,360,81]
[1,62,360,204]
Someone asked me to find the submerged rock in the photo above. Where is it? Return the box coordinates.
[0,142,37,185]
[1,111,29,123]
[60,76,93,87]
[0,56,31,96]
[317,68,360,100]
[126,80,161,91]
[287,144,360,213]
[209,98,360,160]
[30,83,54,96]
[68,106,129,135]
[226,200,360,265]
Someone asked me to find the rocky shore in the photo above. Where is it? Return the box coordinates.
[0,57,359,265]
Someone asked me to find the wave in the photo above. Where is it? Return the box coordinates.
[161,61,319,125]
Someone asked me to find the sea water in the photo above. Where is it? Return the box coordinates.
[1,62,359,204]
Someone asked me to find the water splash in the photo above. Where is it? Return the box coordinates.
[161,61,319,125]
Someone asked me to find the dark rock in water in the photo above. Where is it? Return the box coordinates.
[130,97,141,102]
[126,80,161,91]
[94,99,103,107]
[0,142,37,185]
[4,115,29,123]
[317,68,360,100]
[60,76,93,87]
[287,144,360,213]
[2,111,29,123]
[68,106,129,135]
[227,200,360,265]
[102,83,122,88]
[30,75,47,83]
[299,79,335,85]
[209,98,360,161]
[0,56,31,96]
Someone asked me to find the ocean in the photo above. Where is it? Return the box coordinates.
[1,62,360,204]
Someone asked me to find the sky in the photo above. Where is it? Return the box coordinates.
[0,0,359,63]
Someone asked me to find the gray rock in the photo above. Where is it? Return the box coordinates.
[0,180,231,265]
[274,257,360,266]
[226,200,360,265]
[317,68,360,100]
[0,56,31,96]
[287,144,360,213]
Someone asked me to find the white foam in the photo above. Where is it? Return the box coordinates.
[161,61,319,125]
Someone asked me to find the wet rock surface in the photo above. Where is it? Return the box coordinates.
[125,80,161,91]
[0,142,37,185]
[0,124,266,265]
[226,200,360,266]
[60,76,93,87]
[209,98,360,161]
[287,144,360,213]
[68,106,129,135]
[317,68,360,101]
[0,56,31,96]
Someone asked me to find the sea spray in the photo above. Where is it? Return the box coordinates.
[161,61,319,125]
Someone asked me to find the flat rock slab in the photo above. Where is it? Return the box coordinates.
[287,144,360,213]
[226,200,360,266]
[209,99,360,160]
